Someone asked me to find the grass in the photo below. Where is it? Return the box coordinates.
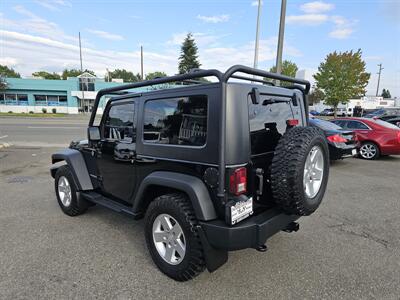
[0,112,68,117]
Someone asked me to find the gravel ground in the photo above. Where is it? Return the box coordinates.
[0,145,399,299]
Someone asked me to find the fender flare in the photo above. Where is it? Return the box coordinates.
[133,171,217,221]
[51,148,93,191]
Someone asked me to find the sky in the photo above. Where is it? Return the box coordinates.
[0,0,399,97]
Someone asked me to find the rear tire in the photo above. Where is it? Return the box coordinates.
[54,165,88,216]
[359,142,380,160]
[271,126,329,216]
[144,193,205,281]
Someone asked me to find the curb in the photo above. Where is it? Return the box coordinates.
[0,142,12,150]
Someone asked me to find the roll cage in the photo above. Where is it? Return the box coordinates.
[89,65,311,201]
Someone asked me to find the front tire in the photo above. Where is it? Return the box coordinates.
[54,165,88,216]
[359,142,380,160]
[145,193,205,281]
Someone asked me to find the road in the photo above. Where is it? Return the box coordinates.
[0,115,88,147]
[0,116,399,299]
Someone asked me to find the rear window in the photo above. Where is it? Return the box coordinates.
[374,119,400,130]
[143,95,207,146]
[248,95,295,155]
[310,118,342,130]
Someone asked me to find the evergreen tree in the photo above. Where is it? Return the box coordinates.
[178,33,201,74]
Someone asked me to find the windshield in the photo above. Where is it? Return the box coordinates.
[309,118,343,131]
[374,119,400,130]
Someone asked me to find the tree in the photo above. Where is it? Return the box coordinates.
[108,69,140,82]
[32,71,61,80]
[145,71,167,81]
[178,33,201,74]
[308,87,325,106]
[314,49,370,117]
[0,76,7,90]
[381,89,391,99]
[266,60,298,86]
[0,65,21,78]
[62,68,96,80]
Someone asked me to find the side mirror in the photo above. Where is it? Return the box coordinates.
[88,126,100,141]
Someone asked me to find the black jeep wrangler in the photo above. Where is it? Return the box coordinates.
[50,65,329,281]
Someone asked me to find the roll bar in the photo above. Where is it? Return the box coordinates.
[89,65,311,200]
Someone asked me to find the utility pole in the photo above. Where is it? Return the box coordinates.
[275,0,287,86]
[253,0,262,70]
[78,32,85,113]
[141,45,144,81]
[376,63,383,96]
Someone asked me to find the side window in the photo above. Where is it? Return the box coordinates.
[331,120,347,128]
[143,95,207,147]
[104,102,135,143]
[347,121,368,130]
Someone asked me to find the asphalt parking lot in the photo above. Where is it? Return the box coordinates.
[1,116,399,299]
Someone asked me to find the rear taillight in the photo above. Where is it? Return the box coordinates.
[286,119,299,126]
[327,134,348,143]
[229,167,247,196]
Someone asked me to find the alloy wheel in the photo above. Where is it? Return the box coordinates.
[58,176,72,207]
[152,214,186,265]
[360,144,377,159]
[303,145,324,198]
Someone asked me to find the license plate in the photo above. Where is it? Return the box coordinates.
[231,197,253,225]
[352,149,357,156]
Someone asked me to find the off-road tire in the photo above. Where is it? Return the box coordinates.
[145,193,205,281]
[271,126,329,216]
[54,165,88,216]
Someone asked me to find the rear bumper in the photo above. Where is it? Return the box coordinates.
[200,208,299,251]
[329,144,356,160]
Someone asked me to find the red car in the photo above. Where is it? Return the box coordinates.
[331,117,400,160]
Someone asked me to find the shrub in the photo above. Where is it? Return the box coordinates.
[42,108,47,113]
[8,111,13,113]
[29,111,34,114]
[52,108,57,114]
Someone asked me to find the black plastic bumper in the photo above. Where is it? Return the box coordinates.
[200,208,299,251]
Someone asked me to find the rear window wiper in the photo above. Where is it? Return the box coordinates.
[262,98,290,105]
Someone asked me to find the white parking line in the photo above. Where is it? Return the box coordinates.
[27,126,81,129]
[0,135,8,139]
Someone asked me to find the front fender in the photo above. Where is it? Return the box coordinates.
[51,148,93,191]
[133,171,217,221]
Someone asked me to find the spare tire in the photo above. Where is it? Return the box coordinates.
[271,126,329,216]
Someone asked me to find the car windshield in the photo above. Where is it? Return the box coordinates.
[373,119,400,129]
[309,118,343,130]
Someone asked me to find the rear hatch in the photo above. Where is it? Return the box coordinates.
[247,92,304,205]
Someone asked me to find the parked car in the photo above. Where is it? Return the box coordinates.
[50,65,329,281]
[336,107,349,117]
[376,114,400,122]
[331,117,400,160]
[320,108,334,116]
[364,108,400,119]
[386,117,400,128]
[309,117,357,160]
[309,110,320,116]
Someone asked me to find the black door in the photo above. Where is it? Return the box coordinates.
[97,101,137,202]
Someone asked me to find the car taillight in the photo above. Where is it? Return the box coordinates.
[327,134,347,143]
[286,119,299,126]
[229,167,247,196]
